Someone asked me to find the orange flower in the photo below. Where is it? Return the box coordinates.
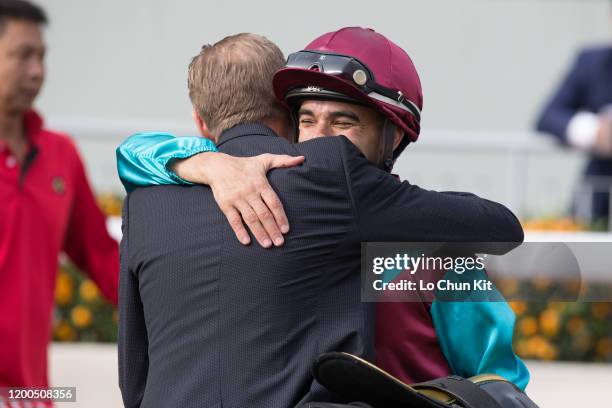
[55,272,74,306]
[555,217,582,231]
[519,316,538,336]
[79,280,100,302]
[515,339,529,357]
[96,193,123,217]
[566,316,585,336]
[509,301,527,316]
[525,335,546,357]
[539,308,560,336]
[540,342,558,360]
[532,277,552,291]
[522,217,584,231]
[572,334,592,353]
[596,338,612,358]
[54,320,76,342]
[549,302,567,312]
[524,335,557,359]
[71,305,93,328]
[591,303,610,320]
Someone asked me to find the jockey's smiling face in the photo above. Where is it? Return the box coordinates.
[297,99,402,163]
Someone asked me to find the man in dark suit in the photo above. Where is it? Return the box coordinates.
[119,33,523,408]
[536,43,612,223]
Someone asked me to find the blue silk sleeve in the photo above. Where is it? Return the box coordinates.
[430,270,530,391]
[116,132,217,193]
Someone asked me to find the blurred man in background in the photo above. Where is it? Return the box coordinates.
[536,11,612,226]
[0,0,118,399]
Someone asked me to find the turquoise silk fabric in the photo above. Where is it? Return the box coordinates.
[430,268,530,390]
[116,132,216,192]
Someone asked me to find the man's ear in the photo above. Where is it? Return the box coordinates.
[392,127,405,151]
[192,109,215,141]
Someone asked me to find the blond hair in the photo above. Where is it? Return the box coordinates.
[188,33,286,135]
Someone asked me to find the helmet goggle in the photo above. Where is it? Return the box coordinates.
[285,50,421,122]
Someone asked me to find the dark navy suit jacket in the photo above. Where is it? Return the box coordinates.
[119,123,523,408]
[536,46,612,218]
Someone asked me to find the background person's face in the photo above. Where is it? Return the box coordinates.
[297,99,383,162]
[0,20,45,114]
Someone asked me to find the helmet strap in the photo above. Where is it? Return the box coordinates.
[378,119,396,172]
[289,105,300,143]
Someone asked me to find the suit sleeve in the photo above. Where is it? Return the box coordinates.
[535,50,590,143]
[63,140,119,304]
[339,137,524,246]
[116,132,218,193]
[118,195,149,408]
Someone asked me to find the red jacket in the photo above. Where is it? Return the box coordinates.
[0,111,118,389]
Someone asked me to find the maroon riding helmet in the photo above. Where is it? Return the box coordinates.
[273,27,423,171]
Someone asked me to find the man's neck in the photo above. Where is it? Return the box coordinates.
[263,117,291,140]
[0,109,28,161]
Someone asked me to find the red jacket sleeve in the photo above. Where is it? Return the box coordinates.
[63,139,119,305]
